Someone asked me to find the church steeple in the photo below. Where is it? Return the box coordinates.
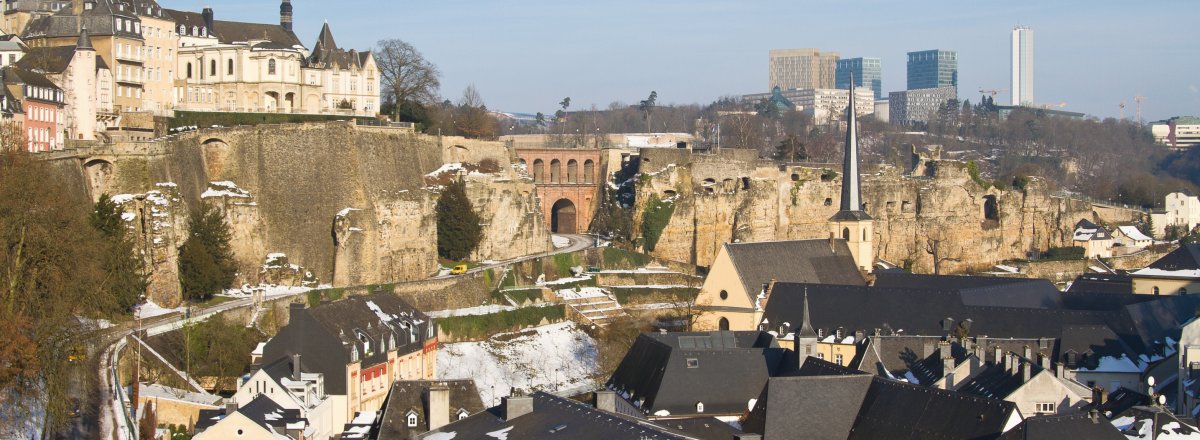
[794,288,819,367]
[828,77,875,272]
[280,0,294,32]
[797,289,817,339]
[76,25,93,51]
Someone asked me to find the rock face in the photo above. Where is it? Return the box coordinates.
[633,148,1144,274]
[59,123,551,306]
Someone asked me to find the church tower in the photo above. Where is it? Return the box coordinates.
[795,290,819,366]
[828,78,874,272]
[280,0,294,31]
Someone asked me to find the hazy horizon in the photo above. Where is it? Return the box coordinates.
[161,0,1198,121]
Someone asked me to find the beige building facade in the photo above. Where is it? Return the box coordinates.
[768,48,838,91]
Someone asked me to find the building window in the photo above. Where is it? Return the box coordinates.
[817,353,825,360]
[686,358,699,369]
[457,409,469,420]
[268,59,276,75]
[406,411,418,427]
[719,290,728,300]
[718,317,729,331]
[186,63,192,79]
[1153,286,1160,295]
[228,59,234,75]
[835,354,843,365]
[210,59,216,76]
[1182,288,1189,295]
[1035,402,1055,413]
[695,402,704,413]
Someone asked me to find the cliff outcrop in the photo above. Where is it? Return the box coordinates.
[61,123,550,306]
[633,148,1144,273]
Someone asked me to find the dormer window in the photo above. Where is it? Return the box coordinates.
[406,410,418,427]
[84,2,92,10]
[456,409,469,420]
[179,24,185,34]
[696,402,704,413]
[686,358,699,369]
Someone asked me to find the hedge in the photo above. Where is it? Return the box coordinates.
[610,286,697,304]
[437,305,566,341]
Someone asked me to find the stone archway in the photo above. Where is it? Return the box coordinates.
[551,199,577,234]
[83,158,114,201]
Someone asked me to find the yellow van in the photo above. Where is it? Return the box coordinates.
[450,264,469,275]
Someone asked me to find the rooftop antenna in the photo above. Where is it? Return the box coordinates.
[1119,101,1126,120]
[1134,95,1145,125]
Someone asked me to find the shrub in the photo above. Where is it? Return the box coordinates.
[641,195,675,252]
[1041,246,1086,260]
[967,161,991,189]
[437,305,566,340]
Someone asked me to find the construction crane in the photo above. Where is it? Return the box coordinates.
[1119,102,1126,120]
[1134,95,1145,125]
[1037,102,1068,109]
[978,88,1007,98]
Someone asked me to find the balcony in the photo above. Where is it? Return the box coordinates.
[114,52,144,63]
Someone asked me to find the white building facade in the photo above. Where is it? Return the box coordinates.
[1011,26,1033,106]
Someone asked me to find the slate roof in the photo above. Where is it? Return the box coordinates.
[873,272,1062,309]
[22,0,144,40]
[849,377,1017,440]
[1064,273,1135,295]
[1147,244,1200,272]
[416,392,693,440]
[196,394,305,434]
[162,8,303,47]
[307,22,370,70]
[1074,219,1112,241]
[1094,387,1151,418]
[955,358,1042,400]
[655,417,744,440]
[763,282,1200,368]
[998,412,1126,440]
[2,66,61,91]
[1112,405,1200,439]
[742,359,873,439]
[18,46,81,74]
[723,239,867,300]
[853,336,1038,379]
[606,331,786,417]
[377,380,484,440]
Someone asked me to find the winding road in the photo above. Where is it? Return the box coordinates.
[93,233,594,439]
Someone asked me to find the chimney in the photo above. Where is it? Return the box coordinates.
[736,435,763,440]
[594,390,616,413]
[201,7,214,32]
[1055,362,1064,378]
[994,346,1003,365]
[1022,359,1032,383]
[1040,353,1050,371]
[503,395,533,421]
[1092,386,1108,406]
[291,353,301,381]
[923,341,936,359]
[938,341,951,360]
[428,384,450,430]
[1023,345,1032,361]
[963,337,973,352]
[1089,409,1100,424]
[1004,353,1014,372]
[225,401,237,415]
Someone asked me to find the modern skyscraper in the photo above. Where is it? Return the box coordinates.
[1011,26,1033,106]
[769,48,839,90]
[836,57,883,100]
[906,49,957,92]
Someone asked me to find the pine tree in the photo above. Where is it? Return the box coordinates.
[436,179,482,261]
[90,194,147,311]
[178,203,237,300]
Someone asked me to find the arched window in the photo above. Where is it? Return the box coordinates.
[550,159,561,183]
[1181,288,1189,295]
[178,24,185,34]
[268,58,276,75]
[567,159,578,183]
[1153,286,1160,295]
[227,59,233,75]
[718,317,729,331]
[185,62,192,79]
[696,402,705,413]
[983,195,999,221]
[584,160,595,184]
[842,227,850,240]
[532,159,544,183]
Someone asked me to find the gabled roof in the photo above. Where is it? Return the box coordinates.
[1144,244,1200,272]
[723,239,867,299]
[999,412,1126,440]
[1094,387,1151,418]
[1116,226,1153,242]
[377,380,485,440]
[2,66,61,91]
[21,0,145,40]
[163,8,303,47]
[605,331,786,417]
[1112,405,1200,439]
[307,22,370,70]
[17,46,79,74]
[849,377,1017,440]
[305,292,432,361]
[742,358,873,439]
[417,392,693,440]
[196,394,305,434]
[954,357,1042,400]
[1074,219,1112,241]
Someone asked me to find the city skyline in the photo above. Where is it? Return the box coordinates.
[158,0,1199,121]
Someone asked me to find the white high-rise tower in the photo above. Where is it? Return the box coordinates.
[1011,26,1033,106]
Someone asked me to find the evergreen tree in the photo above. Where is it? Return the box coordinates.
[90,194,147,311]
[436,179,483,261]
[178,203,236,300]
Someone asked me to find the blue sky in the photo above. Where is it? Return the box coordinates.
[163,0,1198,120]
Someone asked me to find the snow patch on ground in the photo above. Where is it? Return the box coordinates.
[135,300,183,319]
[427,305,517,318]
[556,287,608,301]
[552,235,570,249]
[437,322,598,406]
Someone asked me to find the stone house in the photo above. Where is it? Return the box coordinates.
[1130,244,1200,295]
[374,380,485,440]
[17,28,113,140]
[262,294,438,432]
[1073,219,1114,259]
[234,354,337,440]
[134,383,221,432]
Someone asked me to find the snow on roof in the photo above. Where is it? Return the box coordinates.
[252,342,266,356]
[556,287,609,301]
[1131,268,1200,279]
[350,411,377,425]
[1118,226,1153,241]
[425,432,458,440]
[1076,354,1142,373]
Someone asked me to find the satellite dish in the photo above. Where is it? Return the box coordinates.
[1148,377,1156,387]
[1158,395,1167,405]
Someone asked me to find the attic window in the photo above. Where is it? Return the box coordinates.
[695,402,704,413]
[84,2,92,10]
[457,408,469,420]
[686,358,699,369]
[406,410,418,427]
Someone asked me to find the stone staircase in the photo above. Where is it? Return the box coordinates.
[558,287,628,326]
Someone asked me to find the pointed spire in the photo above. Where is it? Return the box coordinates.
[76,25,93,51]
[839,76,861,213]
[797,288,817,338]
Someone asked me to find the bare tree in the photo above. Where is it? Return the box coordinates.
[375,39,441,117]
[923,223,961,275]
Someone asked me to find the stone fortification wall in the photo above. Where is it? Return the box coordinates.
[632,149,1144,274]
[55,123,550,306]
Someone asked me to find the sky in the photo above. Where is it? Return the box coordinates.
[161,0,1199,121]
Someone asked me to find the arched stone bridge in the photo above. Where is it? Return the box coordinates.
[514,148,602,234]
